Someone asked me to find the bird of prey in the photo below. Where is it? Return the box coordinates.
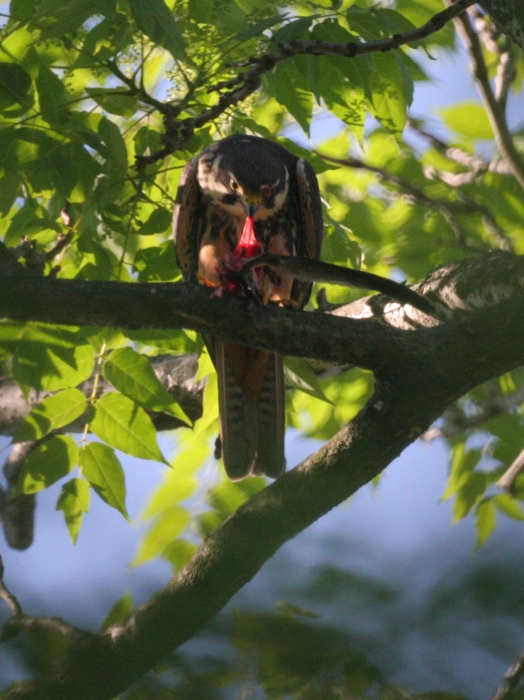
[173,134,323,481]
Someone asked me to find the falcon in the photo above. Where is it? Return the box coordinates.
[173,135,322,481]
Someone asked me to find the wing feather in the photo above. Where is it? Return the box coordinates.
[291,159,323,307]
[173,156,202,282]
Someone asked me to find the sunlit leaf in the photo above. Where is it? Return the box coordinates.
[86,88,138,117]
[100,590,134,631]
[15,435,78,495]
[452,471,487,522]
[284,357,333,404]
[80,442,129,519]
[14,388,88,443]
[442,444,481,500]
[136,207,172,235]
[475,498,496,548]
[265,61,314,135]
[103,347,190,424]
[142,472,197,518]
[133,505,189,565]
[11,341,95,392]
[161,538,197,572]
[439,101,494,140]
[129,0,186,60]
[56,478,91,544]
[90,392,167,464]
[36,64,70,126]
[196,371,219,433]
[493,493,524,521]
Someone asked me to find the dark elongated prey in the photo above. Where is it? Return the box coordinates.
[243,254,436,315]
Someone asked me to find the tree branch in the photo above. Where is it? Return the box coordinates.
[490,648,524,700]
[1,252,524,698]
[3,287,524,698]
[315,152,513,252]
[452,5,524,190]
[497,448,524,494]
[136,0,476,169]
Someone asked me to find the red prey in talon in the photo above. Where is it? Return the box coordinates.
[216,215,265,297]
[234,214,263,259]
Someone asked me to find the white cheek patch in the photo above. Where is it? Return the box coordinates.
[197,154,228,198]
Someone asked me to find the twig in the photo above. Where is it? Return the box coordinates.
[497,448,524,494]
[316,153,513,252]
[407,121,513,182]
[0,555,22,618]
[451,4,524,190]
[490,649,524,700]
[469,7,515,110]
[0,556,91,644]
[424,384,524,441]
[136,0,476,170]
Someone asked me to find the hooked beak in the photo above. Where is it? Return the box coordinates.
[244,202,258,218]
[242,194,262,218]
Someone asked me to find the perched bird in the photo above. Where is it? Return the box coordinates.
[173,134,323,480]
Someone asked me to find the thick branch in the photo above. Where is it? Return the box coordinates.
[479,0,524,52]
[0,268,422,372]
[1,252,524,697]
[3,285,524,698]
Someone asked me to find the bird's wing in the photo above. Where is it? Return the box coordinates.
[291,158,323,308]
[173,156,202,282]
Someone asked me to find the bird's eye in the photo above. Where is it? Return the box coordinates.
[230,179,239,191]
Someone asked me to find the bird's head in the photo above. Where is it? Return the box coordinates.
[197,137,289,221]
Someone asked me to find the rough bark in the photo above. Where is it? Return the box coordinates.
[480,0,524,51]
[0,253,523,698]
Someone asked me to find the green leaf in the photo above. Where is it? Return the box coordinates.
[442,444,481,500]
[103,347,190,424]
[98,116,128,185]
[123,328,198,351]
[439,101,494,140]
[368,53,410,137]
[36,64,70,126]
[275,601,322,619]
[38,0,104,40]
[0,63,31,110]
[136,207,172,235]
[475,498,496,548]
[15,435,78,495]
[234,14,283,42]
[161,538,197,572]
[85,88,138,117]
[80,442,129,519]
[452,471,487,522]
[493,493,524,521]
[142,472,197,518]
[196,371,219,433]
[90,392,166,464]
[266,61,313,135]
[14,388,88,443]
[56,478,90,544]
[284,357,333,404]
[129,0,186,60]
[11,341,95,392]
[100,590,134,631]
[133,505,189,565]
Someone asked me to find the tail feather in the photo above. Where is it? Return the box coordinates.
[252,353,286,478]
[215,339,285,480]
